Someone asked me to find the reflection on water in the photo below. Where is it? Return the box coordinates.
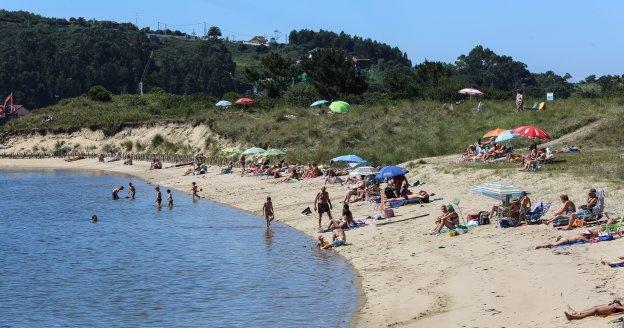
[0,170,356,327]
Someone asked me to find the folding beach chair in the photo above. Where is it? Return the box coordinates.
[603,211,624,233]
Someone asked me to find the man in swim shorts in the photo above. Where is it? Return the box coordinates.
[112,186,124,200]
[167,189,173,208]
[314,186,333,231]
[316,228,346,249]
[263,196,275,227]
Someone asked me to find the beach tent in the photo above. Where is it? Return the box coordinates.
[310,100,329,107]
[236,98,253,106]
[512,125,550,140]
[349,166,378,176]
[483,128,506,138]
[263,148,286,156]
[331,154,367,164]
[376,165,409,180]
[215,100,232,108]
[242,147,265,155]
[329,101,350,113]
[472,182,526,204]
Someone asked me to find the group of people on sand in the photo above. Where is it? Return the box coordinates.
[542,188,603,229]
[463,138,513,162]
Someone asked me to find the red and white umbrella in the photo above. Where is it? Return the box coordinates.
[512,125,550,140]
[235,97,253,106]
[458,88,484,96]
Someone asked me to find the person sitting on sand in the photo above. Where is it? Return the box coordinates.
[406,190,430,203]
[520,144,538,170]
[326,204,356,230]
[432,205,459,234]
[221,161,234,174]
[150,158,162,170]
[283,168,300,181]
[263,196,275,227]
[344,176,366,203]
[112,186,124,200]
[316,228,347,249]
[519,191,531,222]
[123,155,133,165]
[544,194,576,225]
[239,154,246,177]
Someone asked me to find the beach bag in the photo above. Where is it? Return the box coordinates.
[499,219,510,228]
[467,214,479,222]
[477,211,490,225]
[383,208,395,218]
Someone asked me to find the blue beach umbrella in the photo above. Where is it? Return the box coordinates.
[495,130,518,143]
[310,100,329,107]
[375,165,409,181]
[216,100,232,108]
[330,154,367,164]
[471,182,526,204]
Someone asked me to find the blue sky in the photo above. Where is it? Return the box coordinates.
[4,0,623,80]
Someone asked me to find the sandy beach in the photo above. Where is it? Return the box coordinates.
[2,157,623,328]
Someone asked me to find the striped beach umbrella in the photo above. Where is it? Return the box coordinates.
[471,182,526,203]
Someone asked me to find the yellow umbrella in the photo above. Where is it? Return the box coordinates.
[483,128,506,138]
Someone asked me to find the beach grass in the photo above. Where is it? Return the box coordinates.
[2,94,622,165]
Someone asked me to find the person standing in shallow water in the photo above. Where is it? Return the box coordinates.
[167,189,174,209]
[263,196,275,227]
[112,186,124,200]
[155,187,162,208]
[191,182,200,200]
[128,182,136,199]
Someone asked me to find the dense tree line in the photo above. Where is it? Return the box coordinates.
[288,29,411,67]
[0,10,235,108]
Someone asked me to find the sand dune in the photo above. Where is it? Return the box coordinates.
[1,157,622,328]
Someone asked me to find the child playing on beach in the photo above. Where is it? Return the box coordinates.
[112,186,124,200]
[155,187,162,208]
[128,182,136,199]
[263,196,275,227]
[314,186,333,231]
[167,189,173,208]
[191,182,200,200]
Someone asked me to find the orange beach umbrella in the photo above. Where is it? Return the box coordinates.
[483,128,506,138]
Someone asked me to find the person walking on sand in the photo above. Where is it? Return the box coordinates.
[263,196,275,227]
[314,186,333,231]
[167,189,174,208]
[155,186,162,208]
[191,182,200,200]
[515,89,524,112]
[128,182,136,199]
[239,154,246,177]
[112,186,124,200]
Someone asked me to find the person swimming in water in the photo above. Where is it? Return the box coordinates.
[263,196,275,227]
[167,189,173,208]
[128,182,136,199]
[112,186,124,200]
[155,187,162,208]
[91,215,98,223]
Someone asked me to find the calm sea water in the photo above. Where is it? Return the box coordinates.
[0,170,356,327]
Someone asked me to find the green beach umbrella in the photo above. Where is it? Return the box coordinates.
[329,101,350,113]
[263,148,286,156]
[242,147,266,155]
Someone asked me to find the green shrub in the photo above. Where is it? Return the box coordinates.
[87,85,112,102]
[283,83,320,107]
[151,134,165,148]
[134,141,145,152]
[222,91,239,101]
[148,87,166,95]
[121,140,133,152]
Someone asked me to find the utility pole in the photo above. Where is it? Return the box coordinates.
[157,21,160,30]
[134,12,138,26]
[203,22,206,37]
[138,51,154,95]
